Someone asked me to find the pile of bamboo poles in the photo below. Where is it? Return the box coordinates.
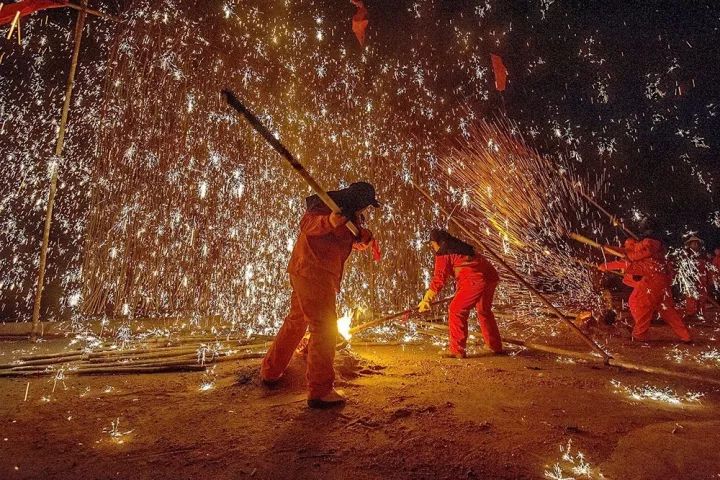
[0,335,270,377]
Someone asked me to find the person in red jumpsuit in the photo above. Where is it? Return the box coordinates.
[599,237,691,342]
[418,229,502,358]
[260,182,379,408]
[682,236,710,319]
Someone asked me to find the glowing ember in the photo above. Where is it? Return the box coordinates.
[544,439,605,480]
[610,380,704,406]
[337,313,352,341]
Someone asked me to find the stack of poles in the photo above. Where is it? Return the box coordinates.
[0,335,270,377]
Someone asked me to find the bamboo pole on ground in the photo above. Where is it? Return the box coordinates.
[30,0,88,340]
[388,323,720,386]
[411,181,612,362]
[503,337,720,387]
[349,297,453,336]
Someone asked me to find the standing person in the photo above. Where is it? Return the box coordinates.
[418,229,502,358]
[599,237,691,342]
[682,236,710,319]
[260,182,380,408]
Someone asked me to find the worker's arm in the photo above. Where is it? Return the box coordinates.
[419,255,452,312]
[300,212,347,236]
[598,260,630,272]
[352,228,374,251]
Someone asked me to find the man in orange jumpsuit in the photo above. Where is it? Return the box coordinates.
[682,236,711,318]
[261,182,379,408]
[599,237,691,342]
[418,229,502,358]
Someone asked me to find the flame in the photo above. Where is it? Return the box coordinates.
[337,313,352,341]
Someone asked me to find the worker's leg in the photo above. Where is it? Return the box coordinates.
[628,290,653,340]
[475,281,503,352]
[448,285,481,355]
[261,288,308,381]
[659,294,691,341]
[293,277,338,400]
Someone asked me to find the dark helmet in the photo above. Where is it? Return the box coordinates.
[305,181,380,215]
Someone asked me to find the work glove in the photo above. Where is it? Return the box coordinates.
[418,289,437,313]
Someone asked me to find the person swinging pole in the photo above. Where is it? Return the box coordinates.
[418,229,503,358]
[260,182,380,408]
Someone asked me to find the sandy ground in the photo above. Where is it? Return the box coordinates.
[1,319,719,480]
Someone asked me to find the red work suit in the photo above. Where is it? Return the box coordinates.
[684,255,710,317]
[600,238,690,341]
[429,253,502,354]
[261,211,368,399]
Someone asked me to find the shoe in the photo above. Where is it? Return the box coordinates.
[439,350,466,359]
[307,389,346,409]
[260,375,282,387]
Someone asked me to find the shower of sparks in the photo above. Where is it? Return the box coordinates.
[199,366,217,391]
[668,246,702,300]
[436,119,604,333]
[544,439,605,480]
[610,379,704,406]
[0,0,717,338]
[666,346,720,368]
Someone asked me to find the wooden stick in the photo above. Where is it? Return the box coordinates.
[76,365,207,375]
[19,350,84,361]
[504,337,720,386]
[6,11,19,40]
[66,2,122,22]
[222,89,360,236]
[349,297,453,335]
[31,0,88,340]
[568,232,625,258]
[572,184,639,240]
[411,181,612,362]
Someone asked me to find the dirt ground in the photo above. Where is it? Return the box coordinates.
[1,321,719,480]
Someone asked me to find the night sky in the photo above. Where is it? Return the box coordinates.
[369,0,720,244]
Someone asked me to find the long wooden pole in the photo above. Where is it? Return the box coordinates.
[222,89,360,236]
[502,338,720,387]
[349,296,453,335]
[572,184,639,240]
[568,232,625,258]
[66,2,122,22]
[31,0,88,340]
[411,181,612,362]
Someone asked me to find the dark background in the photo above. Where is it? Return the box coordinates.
[1,0,719,321]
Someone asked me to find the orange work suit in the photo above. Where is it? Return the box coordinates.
[261,210,367,399]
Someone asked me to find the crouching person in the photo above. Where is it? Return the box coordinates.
[418,229,503,358]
